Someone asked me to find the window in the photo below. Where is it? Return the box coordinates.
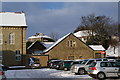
[68,40,72,47]
[73,41,76,47]
[0,32,3,45]
[16,50,21,61]
[100,62,112,67]
[68,40,76,48]
[101,62,106,67]
[9,33,15,44]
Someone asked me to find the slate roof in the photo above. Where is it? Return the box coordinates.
[27,41,46,51]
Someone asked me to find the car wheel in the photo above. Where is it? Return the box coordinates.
[97,72,106,79]
[78,69,85,75]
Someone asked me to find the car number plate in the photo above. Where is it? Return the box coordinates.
[88,72,90,74]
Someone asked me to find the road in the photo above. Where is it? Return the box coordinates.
[5,68,93,80]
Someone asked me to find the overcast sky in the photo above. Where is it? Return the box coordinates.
[2,2,119,39]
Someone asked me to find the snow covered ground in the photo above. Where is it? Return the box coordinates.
[5,68,91,78]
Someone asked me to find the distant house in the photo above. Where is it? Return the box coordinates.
[74,30,95,43]
[0,12,27,66]
[106,45,120,58]
[28,33,55,42]
[27,41,46,54]
[43,33,105,60]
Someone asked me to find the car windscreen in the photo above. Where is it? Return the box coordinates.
[86,60,95,65]
[74,61,83,64]
[81,60,88,64]
[96,59,102,61]
[64,61,73,64]
[53,61,62,64]
[103,59,108,61]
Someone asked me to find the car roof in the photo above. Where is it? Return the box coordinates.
[94,61,116,63]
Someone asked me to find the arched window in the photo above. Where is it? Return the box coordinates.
[0,32,3,45]
[9,32,15,44]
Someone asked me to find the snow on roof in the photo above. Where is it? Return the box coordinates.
[0,12,27,26]
[42,42,54,48]
[44,33,71,52]
[28,33,52,39]
[74,30,89,37]
[89,45,105,51]
[106,45,120,57]
[28,35,52,39]
[74,30,96,37]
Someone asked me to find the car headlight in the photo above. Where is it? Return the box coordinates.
[74,66,78,69]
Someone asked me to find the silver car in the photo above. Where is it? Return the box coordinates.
[87,61,120,79]
[70,58,108,75]
[0,65,6,80]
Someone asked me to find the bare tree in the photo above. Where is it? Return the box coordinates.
[50,32,59,41]
[74,14,115,49]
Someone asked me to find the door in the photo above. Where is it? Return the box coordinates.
[95,53,101,58]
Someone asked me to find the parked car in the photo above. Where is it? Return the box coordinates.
[48,60,62,68]
[88,61,120,79]
[0,65,7,80]
[0,64,8,71]
[71,60,83,66]
[115,59,120,62]
[70,58,108,75]
[31,62,41,68]
[47,59,60,68]
[58,60,74,71]
[51,60,63,69]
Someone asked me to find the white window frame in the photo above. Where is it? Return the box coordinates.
[16,50,21,61]
[9,33,15,44]
[0,32,3,45]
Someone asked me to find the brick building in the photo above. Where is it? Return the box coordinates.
[0,12,27,66]
[43,33,105,60]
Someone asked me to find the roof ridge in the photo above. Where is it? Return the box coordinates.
[43,33,72,52]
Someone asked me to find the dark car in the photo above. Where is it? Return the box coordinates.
[47,59,59,68]
[58,60,74,71]
[31,62,41,68]
[48,60,62,68]
[51,60,63,69]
